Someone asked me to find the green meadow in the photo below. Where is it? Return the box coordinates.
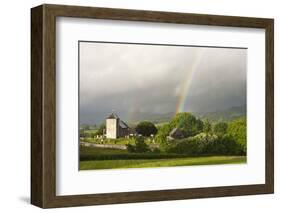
[79,147,246,170]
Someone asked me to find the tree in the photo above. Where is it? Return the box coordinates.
[127,136,150,153]
[96,123,106,136]
[196,119,204,133]
[203,119,212,134]
[227,118,246,154]
[214,122,228,135]
[155,123,172,144]
[135,121,158,137]
[170,112,203,137]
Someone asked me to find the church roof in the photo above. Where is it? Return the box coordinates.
[119,120,129,129]
[107,112,119,119]
[169,127,184,138]
[106,112,130,129]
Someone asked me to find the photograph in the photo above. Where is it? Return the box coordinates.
[30,4,274,208]
[79,41,247,170]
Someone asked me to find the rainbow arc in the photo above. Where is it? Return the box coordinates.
[175,49,205,115]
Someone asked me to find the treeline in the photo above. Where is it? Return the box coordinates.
[128,112,246,156]
[82,112,247,156]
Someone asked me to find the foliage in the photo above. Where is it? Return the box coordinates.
[126,136,150,153]
[135,121,158,137]
[157,116,246,156]
[170,112,203,137]
[80,114,247,157]
[227,118,247,154]
[204,134,243,155]
[80,146,194,161]
[214,122,228,135]
[155,123,173,144]
[163,132,245,156]
[96,123,106,136]
[203,119,212,134]
[163,138,202,155]
[79,129,92,138]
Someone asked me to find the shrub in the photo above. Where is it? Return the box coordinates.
[136,121,158,137]
[126,143,136,153]
[227,118,247,154]
[126,136,150,153]
[163,132,244,156]
[164,139,202,155]
[203,119,212,134]
[203,134,239,155]
[151,147,161,153]
[170,112,203,137]
[214,122,228,135]
[96,123,106,135]
[155,123,173,144]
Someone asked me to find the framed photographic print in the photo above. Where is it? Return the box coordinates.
[31,4,274,208]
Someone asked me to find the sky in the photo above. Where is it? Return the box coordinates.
[79,42,247,125]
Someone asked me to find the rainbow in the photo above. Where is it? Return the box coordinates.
[175,49,205,115]
[126,48,205,123]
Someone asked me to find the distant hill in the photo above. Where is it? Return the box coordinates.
[128,105,246,124]
[82,105,246,127]
[193,105,246,122]
[128,112,174,125]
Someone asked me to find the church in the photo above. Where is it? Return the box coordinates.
[106,112,130,139]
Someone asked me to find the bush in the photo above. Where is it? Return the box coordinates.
[203,134,242,155]
[151,147,161,153]
[155,123,173,144]
[170,112,204,137]
[203,119,212,134]
[126,136,150,153]
[227,118,247,154]
[126,143,136,153]
[214,122,228,135]
[96,123,106,136]
[163,132,245,156]
[164,139,202,155]
[136,121,158,137]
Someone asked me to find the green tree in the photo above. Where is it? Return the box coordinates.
[170,112,203,137]
[196,119,204,133]
[203,119,212,134]
[155,123,172,144]
[214,122,228,135]
[127,136,150,153]
[79,129,85,138]
[136,121,158,137]
[96,123,106,135]
[227,118,247,154]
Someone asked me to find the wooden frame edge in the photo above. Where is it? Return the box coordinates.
[31,4,274,208]
[265,19,274,194]
[31,5,44,208]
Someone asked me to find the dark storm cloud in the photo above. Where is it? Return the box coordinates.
[79,42,246,125]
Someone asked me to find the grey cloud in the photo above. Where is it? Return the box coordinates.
[79,42,246,125]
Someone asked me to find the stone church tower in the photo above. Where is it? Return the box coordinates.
[106,113,119,139]
[106,112,130,139]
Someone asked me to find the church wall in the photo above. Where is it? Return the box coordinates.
[106,118,118,139]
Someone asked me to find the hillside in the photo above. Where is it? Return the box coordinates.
[193,105,246,122]
[129,105,246,124]
[81,105,246,127]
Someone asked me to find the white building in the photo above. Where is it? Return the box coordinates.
[106,113,130,139]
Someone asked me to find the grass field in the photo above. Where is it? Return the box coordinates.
[81,137,157,145]
[80,156,246,170]
[79,147,246,170]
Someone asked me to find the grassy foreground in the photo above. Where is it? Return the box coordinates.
[80,156,246,170]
